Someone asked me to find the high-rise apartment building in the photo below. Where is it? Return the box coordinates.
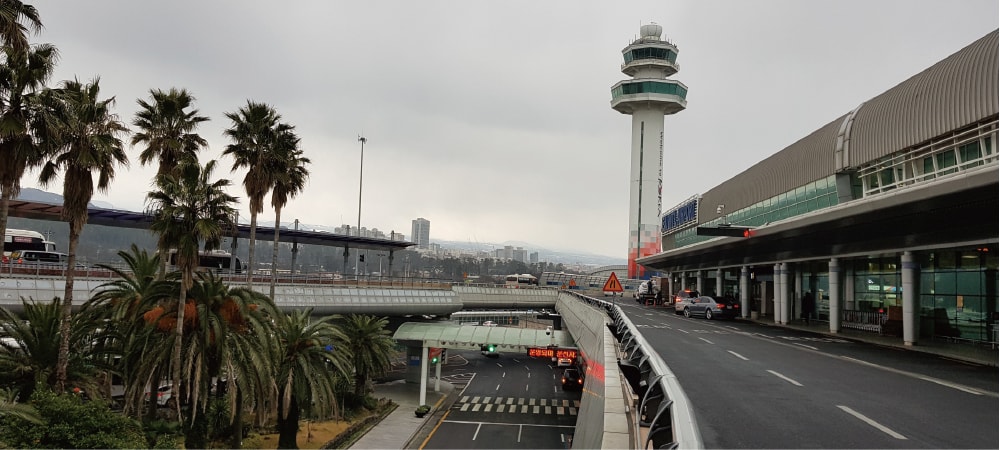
[411,217,430,249]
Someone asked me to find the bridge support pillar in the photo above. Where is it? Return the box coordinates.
[829,258,841,334]
[419,345,428,406]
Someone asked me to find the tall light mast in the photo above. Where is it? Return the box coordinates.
[610,22,688,279]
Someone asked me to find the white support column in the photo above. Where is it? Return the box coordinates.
[715,270,723,296]
[668,274,674,300]
[740,266,750,318]
[794,266,803,322]
[773,263,782,324]
[696,271,704,294]
[419,345,428,406]
[780,263,790,325]
[679,272,686,291]
[829,258,841,334]
[435,354,442,392]
[902,251,919,346]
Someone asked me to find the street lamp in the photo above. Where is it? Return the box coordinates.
[356,135,367,276]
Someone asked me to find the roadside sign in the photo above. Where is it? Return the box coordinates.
[527,347,579,359]
[603,272,623,293]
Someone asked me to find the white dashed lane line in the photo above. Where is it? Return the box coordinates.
[767,369,803,386]
[837,405,907,440]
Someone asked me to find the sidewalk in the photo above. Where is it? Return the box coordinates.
[745,315,998,367]
[350,378,456,450]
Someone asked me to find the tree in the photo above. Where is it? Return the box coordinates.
[0,0,42,55]
[268,124,309,300]
[183,271,277,447]
[222,100,282,288]
[0,298,102,400]
[35,77,128,392]
[0,42,58,264]
[273,309,348,449]
[339,314,395,397]
[146,158,236,424]
[84,244,175,418]
[131,87,210,277]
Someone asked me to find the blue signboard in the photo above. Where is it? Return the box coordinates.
[662,198,699,233]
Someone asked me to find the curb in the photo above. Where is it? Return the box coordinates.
[404,384,461,449]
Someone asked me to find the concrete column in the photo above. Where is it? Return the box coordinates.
[901,251,919,346]
[829,258,841,334]
[715,270,723,296]
[419,345,428,406]
[696,271,704,294]
[780,263,791,324]
[794,266,803,322]
[668,275,674,300]
[773,263,782,324]
[760,280,768,317]
[740,266,750,318]
[680,272,686,291]
[435,356,442,392]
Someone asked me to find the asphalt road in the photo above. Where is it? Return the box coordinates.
[422,350,581,449]
[615,301,999,449]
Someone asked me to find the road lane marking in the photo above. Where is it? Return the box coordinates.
[497,404,505,413]
[461,396,469,403]
[484,397,492,403]
[460,403,470,411]
[698,337,714,344]
[678,329,690,334]
[837,405,907,440]
[496,363,503,368]
[418,410,450,450]
[472,396,480,403]
[443,419,575,428]
[496,384,500,391]
[545,406,552,414]
[472,404,481,412]
[728,350,749,361]
[518,425,522,443]
[557,406,565,415]
[530,398,536,405]
[518,397,525,405]
[502,372,505,378]
[472,423,482,440]
[794,343,819,350]
[840,356,988,396]
[507,397,514,405]
[484,404,493,412]
[767,370,803,386]
[533,405,540,414]
[458,373,477,397]
[521,405,528,413]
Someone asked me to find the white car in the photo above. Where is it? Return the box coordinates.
[483,320,497,327]
[145,384,172,406]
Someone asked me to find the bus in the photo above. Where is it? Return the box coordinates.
[3,228,56,261]
[167,249,244,274]
[504,273,538,288]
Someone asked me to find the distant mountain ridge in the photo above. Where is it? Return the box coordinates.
[16,187,116,209]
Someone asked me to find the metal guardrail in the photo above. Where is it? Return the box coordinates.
[569,292,703,450]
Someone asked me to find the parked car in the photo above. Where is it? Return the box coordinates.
[683,295,740,320]
[673,289,701,314]
[557,357,574,367]
[144,384,173,406]
[561,368,583,390]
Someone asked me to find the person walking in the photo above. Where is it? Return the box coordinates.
[802,291,815,325]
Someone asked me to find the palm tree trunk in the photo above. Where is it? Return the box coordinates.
[229,389,244,449]
[277,394,300,449]
[172,274,189,424]
[0,189,13,277]
[248,212,257,287]
[270,207,282,301]
[55,220,82,392]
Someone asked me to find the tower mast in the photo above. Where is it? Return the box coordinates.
[610,22,688,279]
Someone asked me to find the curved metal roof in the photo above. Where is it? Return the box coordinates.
[7,199,415,252]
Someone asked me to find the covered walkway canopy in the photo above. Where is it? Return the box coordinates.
[393,322,574,352]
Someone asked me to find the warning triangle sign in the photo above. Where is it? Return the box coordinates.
[603,272,623,292]
[569,279,577,287]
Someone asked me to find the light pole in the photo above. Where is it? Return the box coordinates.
[356,135,366,276]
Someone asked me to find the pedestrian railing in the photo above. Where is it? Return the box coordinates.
[841,310,888,334]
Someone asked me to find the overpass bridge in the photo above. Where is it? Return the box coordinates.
[0,271,701,449]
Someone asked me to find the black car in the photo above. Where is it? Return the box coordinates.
[683,295,740,319]
[561,368,583,390]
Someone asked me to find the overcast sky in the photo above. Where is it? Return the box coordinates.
[23,0,999,259]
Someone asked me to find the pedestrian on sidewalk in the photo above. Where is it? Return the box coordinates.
[802,291,815,325]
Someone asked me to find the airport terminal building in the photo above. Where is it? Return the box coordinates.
[639,30,998,347]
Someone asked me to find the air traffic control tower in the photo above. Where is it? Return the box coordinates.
[611,22,688,279]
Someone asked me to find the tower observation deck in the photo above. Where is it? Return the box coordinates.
[610,22,688,279]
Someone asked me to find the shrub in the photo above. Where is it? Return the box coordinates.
[0,388,146,449]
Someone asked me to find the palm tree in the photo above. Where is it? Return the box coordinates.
[222,100,282,288]
[0,387,42,424]
[0,298,102,400]
[273,309,349,449]
[34,77,128,392]
[131,87,210,277]
[146,158,236,424]
[268,124,309,300]
[0,0,42,55]
[83,244,174,417]
[0,42,58,263]
[340,314,395,397]
[185,271,277,447]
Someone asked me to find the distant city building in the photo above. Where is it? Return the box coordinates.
[530,252,539,264]
[513,247,527,263]
[411,218,430,249]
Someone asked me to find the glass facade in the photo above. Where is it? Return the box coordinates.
[623,47,678,64]
[673,175,839,247]
[611,80,688,100]
[917,248,998,342]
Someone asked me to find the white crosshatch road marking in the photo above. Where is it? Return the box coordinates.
[453,396,580,416]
